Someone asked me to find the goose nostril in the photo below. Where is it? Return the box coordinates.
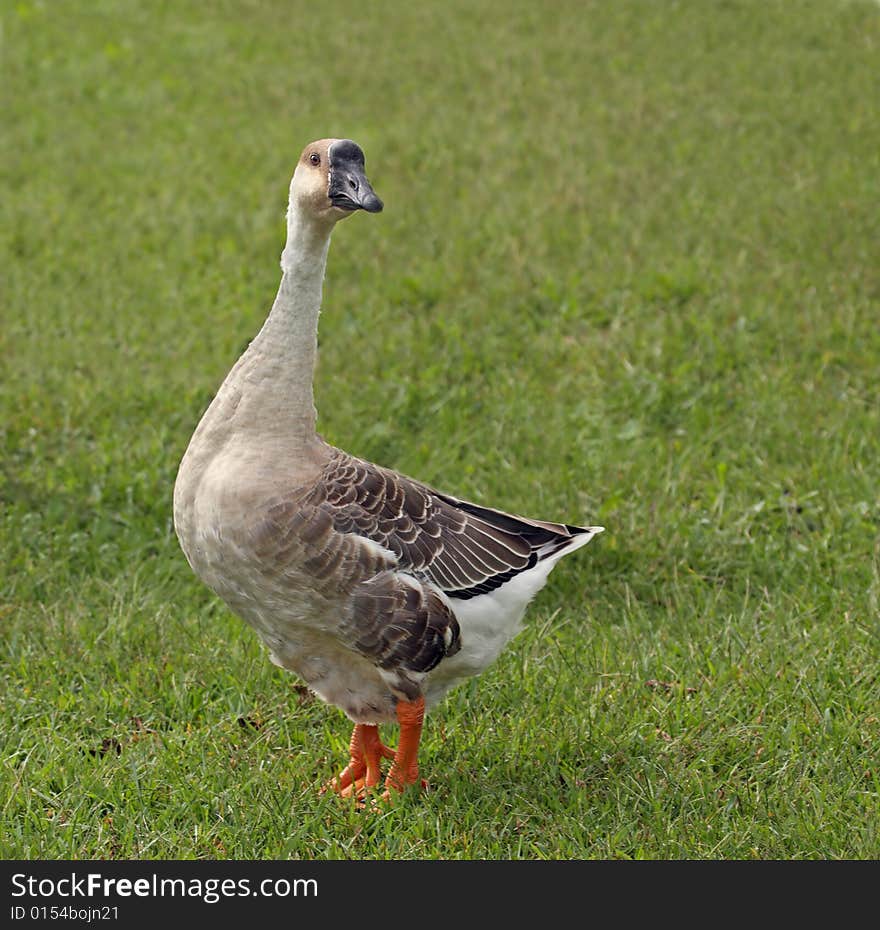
[348,177,358,190]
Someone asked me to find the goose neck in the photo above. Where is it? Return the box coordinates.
[281,208,334,277]
[240,210,335,443]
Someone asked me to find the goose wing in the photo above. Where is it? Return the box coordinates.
[247,448,597,693]
[316,448,598,600]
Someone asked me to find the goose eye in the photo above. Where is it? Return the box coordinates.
[309,152,320,166]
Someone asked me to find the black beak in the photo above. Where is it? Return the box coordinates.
[328,140,383,214]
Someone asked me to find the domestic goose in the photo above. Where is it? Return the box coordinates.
[173,138,603,800]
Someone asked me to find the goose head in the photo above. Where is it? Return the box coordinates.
[290,138,383,225]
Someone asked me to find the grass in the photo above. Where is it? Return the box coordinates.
[2,0,879,859]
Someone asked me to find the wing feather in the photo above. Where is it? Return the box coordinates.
[317,449,593,598]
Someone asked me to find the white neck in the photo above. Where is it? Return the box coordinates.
[227,203,334,443]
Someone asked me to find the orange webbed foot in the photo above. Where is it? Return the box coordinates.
[323,698,427,805]
[321,724,396,801]
[379,697,426,802]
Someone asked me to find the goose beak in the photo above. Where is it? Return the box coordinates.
[354,174,383,213]
[330,167,383,213]
[361,188,384,213]
[328,140,384,214]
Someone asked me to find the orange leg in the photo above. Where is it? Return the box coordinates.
[322,724,395,798]
[383,696,427,799]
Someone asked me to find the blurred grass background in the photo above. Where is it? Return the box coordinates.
[2,0,879,858]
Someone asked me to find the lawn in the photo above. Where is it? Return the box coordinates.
[2,0,879,859]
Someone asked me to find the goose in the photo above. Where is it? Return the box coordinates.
[173,138,603,801]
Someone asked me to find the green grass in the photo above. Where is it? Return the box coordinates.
[2,0,879,859]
